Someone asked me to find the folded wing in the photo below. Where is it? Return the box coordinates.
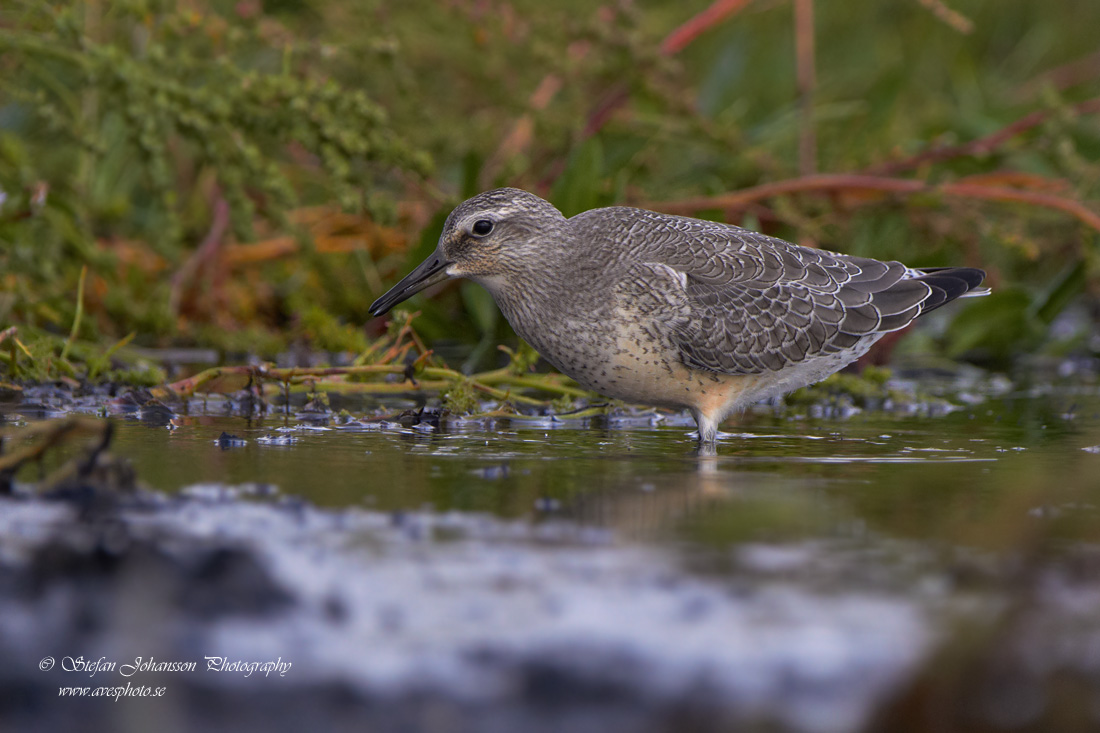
[629,218,986,376]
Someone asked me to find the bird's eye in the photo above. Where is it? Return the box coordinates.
[471,219,494,236]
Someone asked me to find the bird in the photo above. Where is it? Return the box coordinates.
[369,188,988,447]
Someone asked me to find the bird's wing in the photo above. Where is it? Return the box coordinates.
[619,214,934,375]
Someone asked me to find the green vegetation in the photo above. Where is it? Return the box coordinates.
[2,0,1099,391]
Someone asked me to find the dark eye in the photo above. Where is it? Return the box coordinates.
[471,219,494,236]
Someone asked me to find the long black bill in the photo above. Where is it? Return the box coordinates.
[368,251,453,316]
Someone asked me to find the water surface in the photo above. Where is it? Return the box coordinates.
[2,382,1099,732]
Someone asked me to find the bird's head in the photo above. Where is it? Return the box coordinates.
[369,188,566,316]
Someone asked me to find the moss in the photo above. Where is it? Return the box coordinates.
[786,367,894,407]
[506,341,542,376]
[296,305,369,355]
[304,391,331,409]
[105,365,167,387]
[442,378,480,415]
[0,324,166,386]
[192,325,285,360]
[551,394,580,413]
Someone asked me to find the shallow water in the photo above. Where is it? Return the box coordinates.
[2,381,1100,732]
[109,386,1100,547]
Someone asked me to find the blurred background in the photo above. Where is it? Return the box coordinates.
[1,0,1098,382]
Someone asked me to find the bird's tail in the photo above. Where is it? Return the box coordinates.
[910,267,989,313]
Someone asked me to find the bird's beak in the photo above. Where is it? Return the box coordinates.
[369,250,453,317]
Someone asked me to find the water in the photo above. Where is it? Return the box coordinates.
[2,382,1099,732]
[108,388,1099,545]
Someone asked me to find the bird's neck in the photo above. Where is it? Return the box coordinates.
[484,274,554,336]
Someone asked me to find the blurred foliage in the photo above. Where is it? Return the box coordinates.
[1,0,1100,384]
[0,0,428,376]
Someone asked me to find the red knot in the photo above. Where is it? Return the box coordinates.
[370,188,988,446]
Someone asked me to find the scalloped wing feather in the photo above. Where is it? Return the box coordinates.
[605,211,984,376]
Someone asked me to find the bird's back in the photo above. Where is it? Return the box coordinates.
[569,206,986,378]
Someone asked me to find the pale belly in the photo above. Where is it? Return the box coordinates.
[540,318,883,425]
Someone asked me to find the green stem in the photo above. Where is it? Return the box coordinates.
[165,363,565,408]
[60,265,87,363]
[477,372,592,398]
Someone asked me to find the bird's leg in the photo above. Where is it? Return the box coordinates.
[691,408,719,447]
